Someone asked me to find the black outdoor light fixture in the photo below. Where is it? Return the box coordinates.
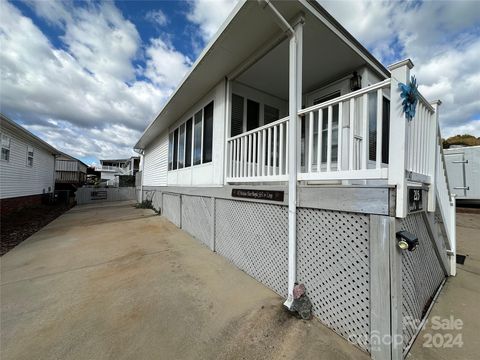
[350,71,362,91]
[396,230,419,251]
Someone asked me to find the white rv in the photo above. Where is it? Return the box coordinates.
[134,1,456,359]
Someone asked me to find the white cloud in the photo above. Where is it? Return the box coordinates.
[319,0,480,137]
[144,38,192,89]
[146,9,168,27]
[0,1,192,161]
[186,0,237,42]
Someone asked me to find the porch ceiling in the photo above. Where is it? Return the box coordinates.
[236,7,371,101]
[135,0,389,150]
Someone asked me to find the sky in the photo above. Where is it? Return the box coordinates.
[1,0,479,165]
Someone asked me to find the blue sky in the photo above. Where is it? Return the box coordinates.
[1,0,479,165]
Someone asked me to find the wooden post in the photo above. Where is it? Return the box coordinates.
[390,219,403,360]
[428,100,441,212]
[388,59,414,218]
[370,215,394,360]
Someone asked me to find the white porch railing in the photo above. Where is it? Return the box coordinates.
[405,96,437,183]
[297,79,390,181]
[226,117,289,182]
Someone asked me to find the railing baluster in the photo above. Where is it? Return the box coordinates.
[279,123,284,175]
[252,132,257,177]
[337,102,343,171]
[423,107,431,175]
[361,93,368,170]
[273,125,278,175]
[267,127,272,176]
[247,134,252,177]
[376,89,383,169]
[262,129,266,176]
[349,98,355,170]
[327,105,333,171]
[317,109,322,172]
[285,122,289,171]
[230,141,233,178]
[308,112,314,173]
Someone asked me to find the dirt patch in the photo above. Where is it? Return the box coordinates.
[1,203,73,256]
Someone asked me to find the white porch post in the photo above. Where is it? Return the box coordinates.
[388,59,413,218]
[285,18,303,308]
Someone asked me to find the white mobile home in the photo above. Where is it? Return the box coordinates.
[444,145,480,203]
[0,113,61,214]
[135,1,456,359]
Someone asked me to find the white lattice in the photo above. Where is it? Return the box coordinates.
[399,213,446,351]
[296,208,370,352]
[163,193,181,227]
[215,199,288,297]
[181,195,214,249]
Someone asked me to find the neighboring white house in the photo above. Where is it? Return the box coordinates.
[134,2,456,359]
[95,157,140,186]
[0,113,61,214]
[444,145,480,203]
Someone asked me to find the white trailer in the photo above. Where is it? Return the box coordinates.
[444,145,480,203]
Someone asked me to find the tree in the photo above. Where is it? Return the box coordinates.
[442,134,480,149]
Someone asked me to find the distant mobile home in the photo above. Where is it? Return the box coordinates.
[134,1,456,359]
[55,153,88,189]
[0,113,61,214]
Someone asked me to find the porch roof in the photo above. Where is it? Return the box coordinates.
[134,0,390,150]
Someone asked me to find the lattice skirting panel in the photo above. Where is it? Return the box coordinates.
[163,193,181,227]
[142,190,162,212]
[181,195,214,249]
[296,208,371,352]
[215,199,289,297]
[399,212,446,351]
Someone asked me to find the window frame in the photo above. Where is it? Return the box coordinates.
[1,134,10,162]
[168,100,214,171]
[26,145,34,167]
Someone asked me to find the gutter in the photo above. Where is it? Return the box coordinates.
[258,0,302,309]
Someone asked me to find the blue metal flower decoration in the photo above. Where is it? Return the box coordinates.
[399,75,419,121]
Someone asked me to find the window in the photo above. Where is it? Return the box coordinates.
[193,110,202,165]
[231,94,244,137]
[27,146,34,166]
[168,101,214,170]
[203,101,213,163]
[178,123,185,169]
[172,128,178,170]
[185,118,192,167]
[369,94,390,163]
[1,134,10,161]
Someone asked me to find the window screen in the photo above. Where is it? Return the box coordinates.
[246,99,259,131]
[203,101,214,163]
[264,104,279,125]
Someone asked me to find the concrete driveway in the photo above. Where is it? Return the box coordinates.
[1,201,367,360]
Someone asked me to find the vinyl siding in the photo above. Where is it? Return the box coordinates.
[143,131,168,186]
[0,126,55,199]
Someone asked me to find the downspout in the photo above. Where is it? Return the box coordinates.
[258,0,302,309]
[134,148,145,203]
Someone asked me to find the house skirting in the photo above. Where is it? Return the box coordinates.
[141,185,446,356]
[0,194,45,216]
